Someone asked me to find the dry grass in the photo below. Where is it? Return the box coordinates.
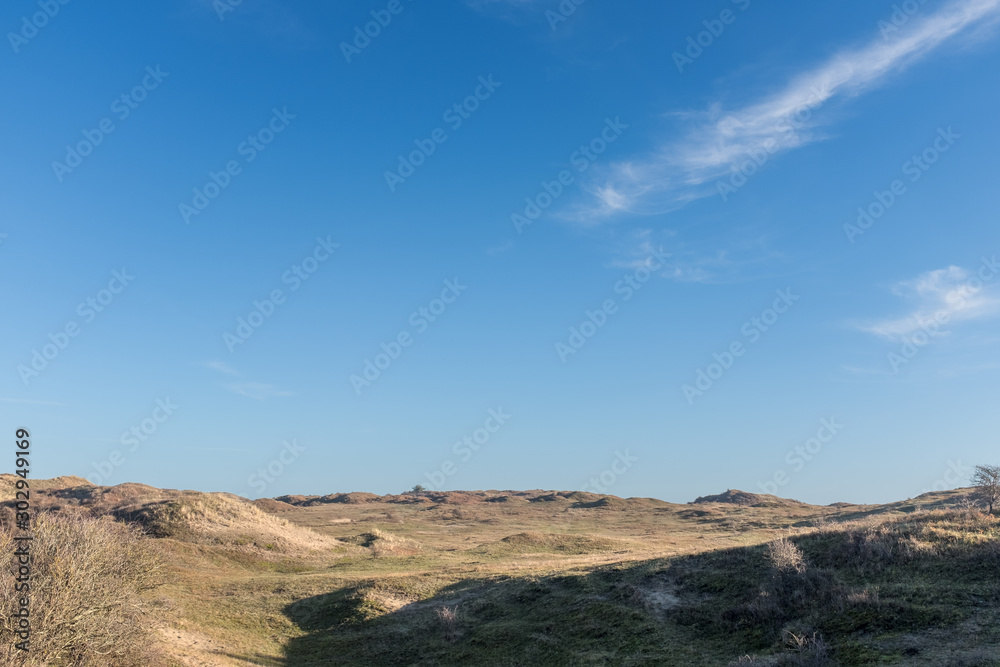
[131,494,343,560]
[2,481,995,665]
[345,528,421,557]
[435,605,462,643]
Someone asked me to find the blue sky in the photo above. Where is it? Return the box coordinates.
[2,0,999,505]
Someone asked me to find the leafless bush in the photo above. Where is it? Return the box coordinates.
[956,494,979,512]
[971,464,1000,514]
[727,628,833,666]
[768,537,806,574]
[0,513,162,666]
[436,605,462,643]
[843,586,880,610]
[827,521,900,574]
[783,627,829,660]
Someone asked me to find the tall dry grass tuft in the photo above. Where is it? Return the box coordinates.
[436,605,462,643]
[0,513,162,666]
[728,626,833,666]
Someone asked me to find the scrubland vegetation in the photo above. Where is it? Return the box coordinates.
[0,511,161,666]
[2,477,999,665]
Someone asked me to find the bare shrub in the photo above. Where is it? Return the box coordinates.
[826,520,900,574]
[843,586,880,610]
[726,627,833,666]
[956,494,979,512]
[971,464,1000,513]
[436,605,461,643]
[779,626,832,666]
[768,538,806,574]
[0,513,162,666]
[859,526,895,563]
[810,517,830,532]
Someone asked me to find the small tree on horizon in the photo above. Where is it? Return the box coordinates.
[410,484,427,494]
[971,464,1000,514]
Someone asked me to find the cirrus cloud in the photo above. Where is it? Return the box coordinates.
[578,0,1000,220]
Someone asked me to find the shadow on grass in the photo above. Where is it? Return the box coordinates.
[278,509,999,666]
[279,562,703,667]
[217,652,285,666]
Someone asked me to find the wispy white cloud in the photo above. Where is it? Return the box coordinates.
[857,265,1000,341]
[207,362,290,400]
[608,227,784,283]
[204,360,242,377]
[225,383,293,401]
[0,397,63,406]
[580,0,1000,219]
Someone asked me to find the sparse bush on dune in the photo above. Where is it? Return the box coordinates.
[0,513,162,666]
[971,464,1000,514]
[767,538,806,574]
[436,605,462,643]
[730,628,833,667]
[813,507,1000,575]
[675,508,1000,663]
